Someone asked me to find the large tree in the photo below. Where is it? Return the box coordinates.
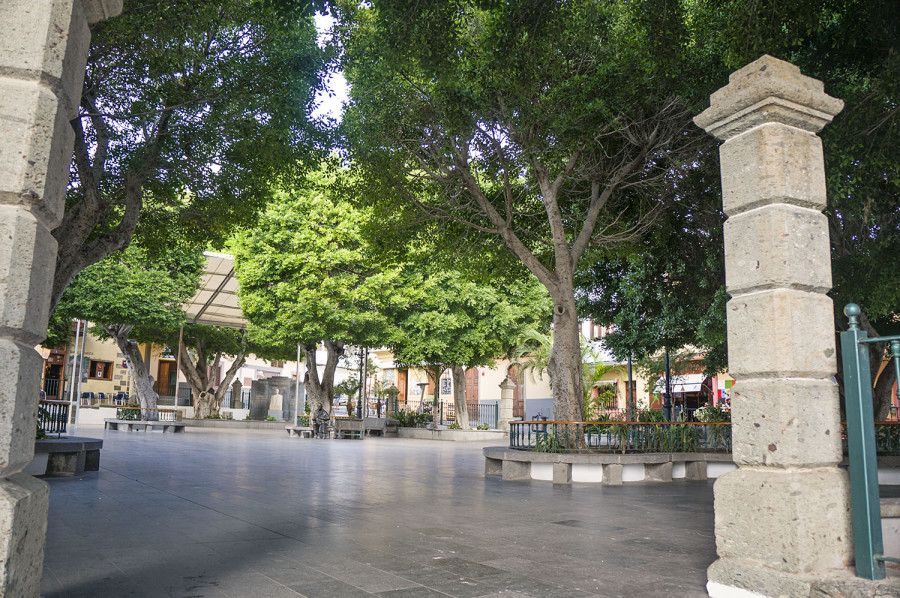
[338,0,699,422]
[51,245,203,419]
[233,166,410,414]
[390,270,551,428]
[54,0,325,309]
[170,325,249,420]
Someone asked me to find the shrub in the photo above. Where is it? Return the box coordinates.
[695,403,731,423]
[448,422,462,430]
[476,423,490,430]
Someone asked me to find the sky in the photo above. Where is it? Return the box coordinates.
[312,13,349,122]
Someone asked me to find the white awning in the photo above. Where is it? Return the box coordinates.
[653,373,707,394]
[183,252,246,329]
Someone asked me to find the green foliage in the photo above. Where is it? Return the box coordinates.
[448,422,462,430]
[334,378,361,401]
[49,244,203,344]
[634,408,666,423]
[233,165,409,350]
[266,416,277,422]
[119,403,142,421]
[476,423,490,431]
[695,403,731,423]
[393,409,431,428]
[535,432,564,454]
[389,270,551,374]
[74,0,324,251]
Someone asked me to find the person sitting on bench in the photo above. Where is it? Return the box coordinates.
[313,402,330,439]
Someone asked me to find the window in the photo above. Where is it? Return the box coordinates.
[440,378,452,395]
[88,360,113,380]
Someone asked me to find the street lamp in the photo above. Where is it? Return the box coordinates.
[663,347,673,421]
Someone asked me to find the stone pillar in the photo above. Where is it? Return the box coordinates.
[230,379,242,409]
[0,0,121,594]
[695,56,851,596]
[498,376,514,434]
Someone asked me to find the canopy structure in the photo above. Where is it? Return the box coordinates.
[653,373,707,394]
[183,252,246,329]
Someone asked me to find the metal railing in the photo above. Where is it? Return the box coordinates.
[222,388,251,410]
[840,303,900,579]
[42,378,61,398]
[509,420,732,454]
[116,407,177,421]
[435,402,499,429]
[38,400,70,436]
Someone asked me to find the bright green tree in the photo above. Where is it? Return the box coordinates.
[233,167,410,414]
[51,245,203,418]
[390,270,551,428]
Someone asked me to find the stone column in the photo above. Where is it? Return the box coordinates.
[695,56,851,596]
[498,376,514,434]
[0,0,121,594]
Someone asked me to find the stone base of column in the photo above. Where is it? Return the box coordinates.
[708,466,857,597]
[708,560,900,597]
[0,473,50,597]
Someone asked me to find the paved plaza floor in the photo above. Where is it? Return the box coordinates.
[41,426,717,597]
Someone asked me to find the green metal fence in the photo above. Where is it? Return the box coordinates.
[840,303,900,580]
[508,420,732,453]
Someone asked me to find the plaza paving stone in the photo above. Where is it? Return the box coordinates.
[40,426,718,597]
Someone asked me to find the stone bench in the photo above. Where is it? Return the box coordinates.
[364,417,398,437]
[27,437,103,477]
[285,425,314,438]
[334,418,364,439]
[483,446,735,485]
[104,419,186,433]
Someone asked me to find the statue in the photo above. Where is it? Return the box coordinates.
[313,402,330,438]
[269,389,283,411]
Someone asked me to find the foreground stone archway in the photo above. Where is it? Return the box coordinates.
[0,1,121,595]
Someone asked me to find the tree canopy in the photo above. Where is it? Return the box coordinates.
[337,0,702,423]
[50,243,203,415]
[232,165,412,410]
[53,0,326,309]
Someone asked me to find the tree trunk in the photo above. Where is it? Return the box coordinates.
[213,353,246,417]
[304,340,344,416]
[547,293,584,422]
[425,365,445,428]
[178,337,210,417]
[874,361,897,421]
[106,324,158,420]
[451,365,469,428]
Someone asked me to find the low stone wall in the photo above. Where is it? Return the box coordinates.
[183,418,286,430]
[400,428,507,442]
[484,446,735,485]
[487,449,900,487]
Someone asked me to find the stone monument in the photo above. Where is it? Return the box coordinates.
[498,376,515,434]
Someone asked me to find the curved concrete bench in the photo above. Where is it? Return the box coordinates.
[483,446,736,485]
[104,419,186,433]
[28,437,103,477]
